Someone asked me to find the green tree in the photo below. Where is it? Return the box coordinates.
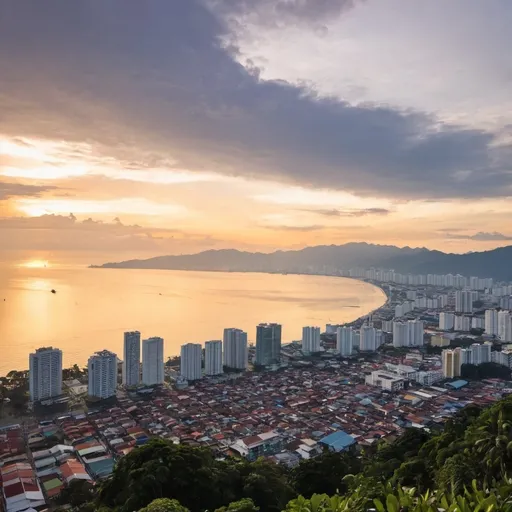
[98,440,224,512]
[292,451,361,498]
[58,479,97,508]
[214,498,259,512]
[239,458,294,512]
[139,498,190,512]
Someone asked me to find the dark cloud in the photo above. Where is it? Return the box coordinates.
[445,231,512,241]
[0,1,510,199]
[0,181,57,200]
[300,207,390,217]
[208,0,360,27]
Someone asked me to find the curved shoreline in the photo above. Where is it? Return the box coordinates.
[91,266,389,326]
[1,269,387,375]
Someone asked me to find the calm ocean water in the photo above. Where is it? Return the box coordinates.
[0,264,385,374]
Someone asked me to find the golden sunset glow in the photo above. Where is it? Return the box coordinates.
[1,0,511,260]
[20,260,49,269]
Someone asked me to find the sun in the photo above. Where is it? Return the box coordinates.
[20,260,49,269]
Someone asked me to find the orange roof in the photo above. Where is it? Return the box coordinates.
[60,459,89,480]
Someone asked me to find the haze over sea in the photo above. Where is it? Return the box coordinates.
[0,258,385,375]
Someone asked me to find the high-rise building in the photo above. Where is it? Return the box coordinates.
[223,328,248,370]
[442,348,462,378]
[461,348,472,365]
[455,291,473,313]
[205,340,223,376]
[392,321,409,348]
[408,319,424,347]
[381,320,393,333]
[500,297,512,310]
[302,326,321,354]
[29,347,63,402]
[123,331,141,387]
[375,329,383,348]
[180,343,202,381]
[454,315,471,332]
[255,323,282,366]
[493,349,512,369]
[88,350,117,399]
[439,312,455,331]
[471,317,485,330]
[352,331,360,349]
[498,311,512,342]
[470,343,492,365]
[336,327,353,356]
[142,337,165,385]
[359,324,377,352]
[431,335,451,347]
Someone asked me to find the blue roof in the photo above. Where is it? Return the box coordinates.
[319,430,356,452]
[87,458,115,478]
[447,379,468,389]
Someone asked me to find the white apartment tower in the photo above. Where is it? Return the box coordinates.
[223,328,248,370]
[455,291,473,314]
[408,319,424,347]
[485,310,499,336]
[470,343,492,365]
[29,347,63,402]
[454,315,471,332]
[142,337,165,385]
[180,343,202,381]
[205,340,223,376]
[88,350,117,399]
[336,327,353,357]
[123,331,141,387]
[302,326,321,354]
[439,312,455,331]
[359,325,377,352]
[393,321,409,348]
[498,311,512,342]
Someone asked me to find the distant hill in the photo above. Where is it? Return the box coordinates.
[94,242,512,281]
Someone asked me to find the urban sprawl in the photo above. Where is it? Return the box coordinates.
[2,269,512,512]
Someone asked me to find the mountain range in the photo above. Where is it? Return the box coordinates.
[94,243,512,281]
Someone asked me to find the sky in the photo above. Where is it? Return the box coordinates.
[1,0,511,263]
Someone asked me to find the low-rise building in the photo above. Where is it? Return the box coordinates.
[365,371,405,391]
[230,431,283,461]
[319,431,356,452]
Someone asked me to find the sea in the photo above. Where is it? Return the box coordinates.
[0,260,386,375]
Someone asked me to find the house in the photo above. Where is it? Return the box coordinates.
[230,431,283,461]
[319,430,356,452]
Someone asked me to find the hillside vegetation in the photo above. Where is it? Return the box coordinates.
[96,243,512,280]
[71,395,512,511]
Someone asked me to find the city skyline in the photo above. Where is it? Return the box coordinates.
[1,0,512,263]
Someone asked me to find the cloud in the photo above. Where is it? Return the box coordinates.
[209,0,360,27]
[263,224,325,232]
[15,197,187,217]
[0,214,231,253]
[445,231,512,241]
[0,0,510,200]
[300,207,390,217]
[0,181,57,200]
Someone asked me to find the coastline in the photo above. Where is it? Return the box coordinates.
[1,269,387,376]
[90,266,389,326]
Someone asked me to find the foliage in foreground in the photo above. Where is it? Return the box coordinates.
[73,394,512,512]
[286,480,512,511]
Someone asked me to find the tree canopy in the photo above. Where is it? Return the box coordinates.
[72,395,512,512]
